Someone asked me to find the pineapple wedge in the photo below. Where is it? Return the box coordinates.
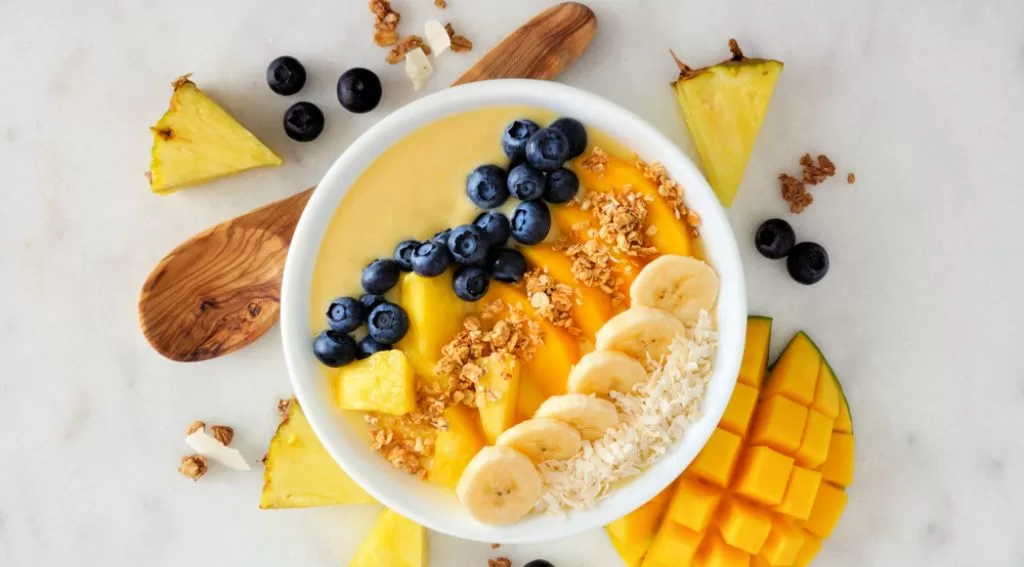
[148,75,281,193]
[260,400,375,509]
[426,404,486,489]
[349,508,426,567]
[476,354,521,443]
[336,350,416,416]
[671,40,782,207]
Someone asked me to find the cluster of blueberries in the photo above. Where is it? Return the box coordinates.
[754,218,830,285]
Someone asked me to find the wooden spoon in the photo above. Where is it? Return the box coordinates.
[139,2,597,362]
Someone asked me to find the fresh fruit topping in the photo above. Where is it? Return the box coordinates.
[326,297,365,333]
[594,307,687,366]
[361,258,401,294]
[147,76,281,193]
[393,239,420,271]
[432,228,452,246]
[466,164,509,209]
[452,265,490,302]
[525,127,570,172]
[337,68,383,113]
[283,101,325,142]
[534,393,619,441]
[671,40,783,206]
[487,247,527,283]
[357,336,391,359]
[312,330,358,367]
[510,200,551,245]
[629,255,720,324]
[550,117,587,159]
[543,167,580,204]
[266,56,307,96]
[359,293,387,313]
[395,272,465,382]
[405,47,433,91]
[477,354,521,442]
[523,561,556,567]
[427,404,486,489]
[336,350,416,415]
[567,351,649,397]
[367,302,410,344]
[349,508,425,567]
[496,418,583,463]
[507,163,545,201]
[502,119,540,161]
[410,241,452,277]
[473,211,511,247]
[755,218,796,259]
[787,242,829,285]
[424,20,451,56]
[446,225,489,265]
[456,445,543,525]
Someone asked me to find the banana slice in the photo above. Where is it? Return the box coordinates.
[567,351,650,397]
[594,307,687,366]
[629,255,719,324]
[534,393,620,441]
[496,418,583,463]
[456,445,542,525]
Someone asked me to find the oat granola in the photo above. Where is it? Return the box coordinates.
[178,454,208,481]
[583,190,657,259]
[525,268,580,335]
[847,172,856,185]
[369,0,401,47]
[580,146,608,175]
[800,153,837,185]
[434,0,446,7]
[779,153,839,213]
[560,239,625,306]
[488,559,511,567]
[387,35,432,64]
[636,157,701,237]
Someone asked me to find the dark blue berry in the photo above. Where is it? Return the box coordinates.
[466,165,509,209]
[502,119,540,161]
[487,248,527,283]
[523,561,555,567]
[284,102,324,142]
[510,201,552,245]
[361,259,400,294]
[755,219,796,260]
[337,68,382,113]
[267,56,306,96]
[359,293,387,314]
[550,117,587,159]
[447,225,489,266]
[326,297,364,333]
[367,303,410,344]
[544,168,580,204]
[357,336,392,359]
[787,242,829,285]
[394,240,420,272]
[507,163,546,201]
[452,265,490,302]
[410,241,451,277]
[313,331,358,367]
[432,229,452,246]
[525,128,570,172]
[473,211,510,247]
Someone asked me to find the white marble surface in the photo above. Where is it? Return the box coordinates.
[2,0,1023,565]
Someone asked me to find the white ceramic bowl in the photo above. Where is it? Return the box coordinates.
[281,79,746,544]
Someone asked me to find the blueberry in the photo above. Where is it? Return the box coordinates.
[487,247,527,283]
[312,330,358,367]
[410,241,451,277]
[502,119,540,161]
[367,303,410,344]
[543,168,580,204]
[787,242,829,285]
[466,165,509,209]
[337,68,382,113]
[266,56,306,96]
[550,117,587,159]
[394,239,420,272]
[357,336,391,359]
[447,225,489,266]
[523,561,555,567]
[507,163,546,201]
[361,259,400,294]
[473,211,510,247]
[755,218,796,260]
[510,201,551,245]
[452,265,490,302]
[432,229,452,246]
[283,102,324,142]
[326,297,364,333]
[525,128,570,172]
[359,293,387,314]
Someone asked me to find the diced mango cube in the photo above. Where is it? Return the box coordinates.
[720,383,759,437]
[426,404,486,489]
[732,446,794,506]
[763,333,820,406]
[749,396,808,455]
[667,476,723,531]
[793,410,834,468]
[696,530,751,567]
[395,272,466,386]
[335,351,416,415]
[834,396,853,433]
[759,518,806,566]
[739,317,772,387]
[811,362,840,419]
[606,481,676,548]
[608,533,650,567]
[792,533,822,567]
[819,432,854,487]
[800,482,847,539]
[477,354,521,443]
[641,521,704,567]
[690,428,743,488]
[715,498,772,555]
[774,466,823,521]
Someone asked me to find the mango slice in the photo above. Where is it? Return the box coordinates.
[521,244,614,339]
[335,350,416,416]
[477,354,521,443]
[426,404,486,489]
[349,508,426,567]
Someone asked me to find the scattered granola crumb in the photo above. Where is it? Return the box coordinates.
[779,153,839,213]
[847,172,856,185]
[445,23,473,52]
[801,153,837,185]
[434,0,446,7]
[488,559,511,567]
[525,268,580,335]
[369,0,401,46]
[490,543,501,550]
[581,146,608,175]
[374,30,399,47]
[387,35,432,64]
[178,455,208,481]
[210,425,234,446]
[186,420,205,435]
[779,173,813,214]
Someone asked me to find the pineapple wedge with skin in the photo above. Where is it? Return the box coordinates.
[335,350,416,415]
[476,354,522,443]
[148,75,281,193]
[671,40,782,207]
[349,508,426,567]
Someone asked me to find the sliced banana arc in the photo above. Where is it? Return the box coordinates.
[534,393,620,441]
[629,254,719,324]
[456,445,543,525]
[594,306,687,367]
[568,350,650,397]
[496,418,583,463]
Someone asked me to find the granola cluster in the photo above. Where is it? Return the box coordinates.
[581,190,657,259]
[387,35,432,64]
[525,268,580,335]
[561,239,626,307]
[445,23,473,53]
[178,455,208,481]
[488,559,512,567]
[367,417,434,478]
[580,146,608,175]
[434,0,446,7]
[779,153,840,213]
[369,0,401,47]
[636,157,702,237]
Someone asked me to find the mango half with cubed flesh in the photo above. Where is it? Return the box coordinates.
[607,316,854,566]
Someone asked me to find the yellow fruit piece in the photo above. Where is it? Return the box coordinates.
[335,350,416,415]
[774,466,823,521]
[349,508,425,567]
[818,432,855,487]
[667,476,723,532]
[696,530,751,567]
[671,42,783,207]
[835,395,853,434]
[148,76,281,193]
[690,428,743,488]
[748,395,808,455]
[811,361,840,419]
[792,533,822,567]
[799,482,847,539]
[738,317,772,387]
[260,400,374,509]
[477,354,521,443]
[759,518,806,566]
[731,446,794,506]
[606,482,676,564]
[515,373,546,423]
[549,202,642,294]
[396,272,466,386]
[426,404,486,489]
[714,497,772,555]
[793,410,834,468]
[642,521,704,567]
[608,533,650,567]
[763,333,820,406]
[521,244,614,339]
[719,383,758,436]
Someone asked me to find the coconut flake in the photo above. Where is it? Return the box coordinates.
[404,47,433,91]
[186,430,251,471]
[424,20,451,57]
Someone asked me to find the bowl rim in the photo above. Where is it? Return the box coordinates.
[281,79,746,543]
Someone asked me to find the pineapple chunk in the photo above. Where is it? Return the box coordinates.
[349,508,426,567]
[395,272,466,387]
[426,404,486,489]
[477,354,522,443]
[671,41,782,206]
[335,351,416,415]
[260,400,375,509]
[148,75,281,193]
